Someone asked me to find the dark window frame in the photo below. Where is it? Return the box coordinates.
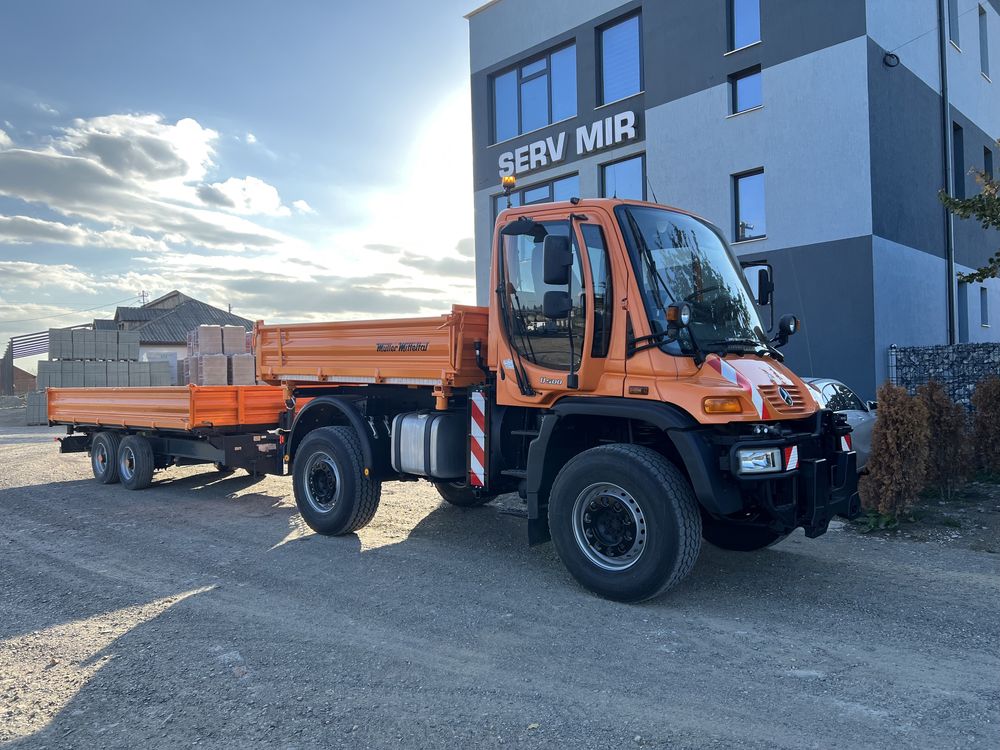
[597,11,644,106]
[729,65,762,114]
[985,146,995,180]
[982,286,990,326]
[490,42,577,145]
[600,153,647,200]
[953,122,965,199]
[733,167,766,242]
[728,0,762,52]
[981,4,991,77]
[492,173,581,221]
[949,0,961,47]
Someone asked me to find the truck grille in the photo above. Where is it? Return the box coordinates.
[758,384,810,415]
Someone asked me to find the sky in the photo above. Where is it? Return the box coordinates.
[0,0,481,372]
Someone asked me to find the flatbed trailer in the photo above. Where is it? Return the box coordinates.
[49,198,860,603]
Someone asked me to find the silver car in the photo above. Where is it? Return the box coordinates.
[803,378,876,472]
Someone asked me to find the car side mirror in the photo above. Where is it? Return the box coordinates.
[866,400,878,411]
[756,268,774,306]
[542,235,572,286]
[542,290,572,319]
[772,314,799,348]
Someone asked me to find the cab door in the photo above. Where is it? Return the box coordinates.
[493,211,623,408]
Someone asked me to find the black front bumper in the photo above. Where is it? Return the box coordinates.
[681,410,862,537]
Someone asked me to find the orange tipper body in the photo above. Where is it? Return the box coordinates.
[255,305,489,389]
[47,385,286,431]
[45,197,860,603]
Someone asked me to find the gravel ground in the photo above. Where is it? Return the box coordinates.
[1,410,998,749]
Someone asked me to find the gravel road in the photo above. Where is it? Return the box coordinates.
[1,411,998,749]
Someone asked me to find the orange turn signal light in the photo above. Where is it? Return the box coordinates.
[703,397,743,414]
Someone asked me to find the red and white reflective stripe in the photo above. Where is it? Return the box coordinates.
[706,355,770,419]
[784,445,799,471]
[469,391,486,488]
[841,434,852,451]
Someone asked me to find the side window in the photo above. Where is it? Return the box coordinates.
[502,221,585,371]
[581,224,613,357]
[825,383,864,412]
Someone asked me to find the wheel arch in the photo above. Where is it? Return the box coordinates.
[525,397,742,544]
[288,396,388,476]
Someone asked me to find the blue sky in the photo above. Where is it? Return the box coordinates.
[0,1,480,367]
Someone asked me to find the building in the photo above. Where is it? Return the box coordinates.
[11,365,36,395]
[467,0,1000,397]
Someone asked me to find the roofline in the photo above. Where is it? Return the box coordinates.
[464,0,502,20]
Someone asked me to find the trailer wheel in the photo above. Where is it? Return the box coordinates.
[702,517,789,551]
[118,435,155,491]
[548,444,702,603]
[433,481,495,507]
[292,426,381,535]
[90,431,122,484]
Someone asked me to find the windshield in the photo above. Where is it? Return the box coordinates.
[616,205,767,356]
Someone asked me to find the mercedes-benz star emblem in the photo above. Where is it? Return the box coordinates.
[778,387,794,407]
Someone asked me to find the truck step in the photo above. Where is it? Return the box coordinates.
[501,469,528,479]
[497,506,529,519]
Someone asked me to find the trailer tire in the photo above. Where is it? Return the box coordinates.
[118,435,155,491]
[90,431,122,484]
[702,517,789,551]
[293,426,381,535]
[433,481,495,507]
[548,444,702,603]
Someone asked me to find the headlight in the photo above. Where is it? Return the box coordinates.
[737,447,781,474]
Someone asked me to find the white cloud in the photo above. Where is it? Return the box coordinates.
[199,176,290,217]
[0,128,11,150]
[246,132,258,144]
[0,215,165,252]
[34,102,58,116]
[292,199,315,215]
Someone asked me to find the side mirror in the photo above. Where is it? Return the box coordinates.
[542,290,572,319]
[542,235,572,286]
[756,268,774,306]
[772,314,799,348]
[866,400,878,411]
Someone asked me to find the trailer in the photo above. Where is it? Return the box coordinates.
[49,197,861,602]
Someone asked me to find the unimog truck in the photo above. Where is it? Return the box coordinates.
[48,198,860,602]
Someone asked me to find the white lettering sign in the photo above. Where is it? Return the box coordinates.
[497,111,638,178]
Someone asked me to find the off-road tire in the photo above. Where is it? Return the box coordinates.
[292,426,381,535]
[548,444,702,603]
[90,431,122,484]
[118,435,155,491]
[433,481,495,507]
[214,462,235,475]
[702,517,789,551]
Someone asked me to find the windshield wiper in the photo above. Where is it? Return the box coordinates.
[703,337,784,361]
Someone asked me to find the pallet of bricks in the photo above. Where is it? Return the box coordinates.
[185,325,254,386]
[28,328,173,425]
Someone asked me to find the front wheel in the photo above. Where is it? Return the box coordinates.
[292,426,381,535]
[548,444,702,603]
[433,481,495,507]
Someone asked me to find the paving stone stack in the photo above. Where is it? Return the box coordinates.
[25,391,48,426]
[186,325,254,385]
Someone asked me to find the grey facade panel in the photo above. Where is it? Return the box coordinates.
[751,235,877,399]
[867,36,948,259]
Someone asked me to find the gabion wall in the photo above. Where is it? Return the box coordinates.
[889,343,1000,407]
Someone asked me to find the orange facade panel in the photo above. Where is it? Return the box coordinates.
[255,305,490,389]
[48,385,287,431]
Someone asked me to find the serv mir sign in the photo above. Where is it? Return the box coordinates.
[497,111,638,178]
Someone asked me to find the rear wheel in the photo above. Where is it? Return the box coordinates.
[90,431,121,484]
[548,444,702,603]
[433,481,495,507]
[214,462,235,475]
[292,426,381,535]
[118,435,155,490]
[702,516,789,551]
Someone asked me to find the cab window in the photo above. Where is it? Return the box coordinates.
[581,224,613,357]
[502,221,585,371]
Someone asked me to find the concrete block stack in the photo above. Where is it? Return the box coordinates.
[186,325,254,385]
[25,391,48,426]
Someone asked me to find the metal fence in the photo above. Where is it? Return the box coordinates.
[888,343,1000,407]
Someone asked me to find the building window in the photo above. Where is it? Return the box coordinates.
[601,154,645,200]
[981,5,991,76]
[734,169,766,242]
[729,0,761,51]
[949,0,960,47]
[982,287,990,326]
[492,44,577,143]
[599,14,641,105]
[953,122,965,199]
[493,174,580,220]
[730,67,762,113]
[986,146,995,180]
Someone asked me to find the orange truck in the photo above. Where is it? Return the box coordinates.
[49,198,859,602]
